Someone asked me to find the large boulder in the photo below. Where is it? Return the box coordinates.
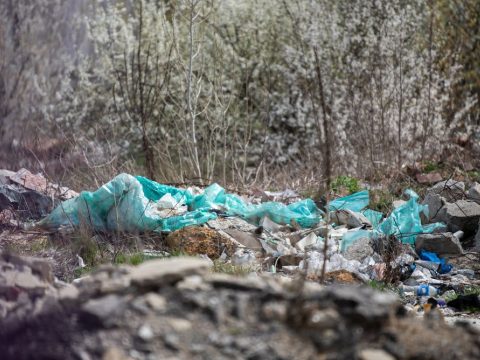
[415,232,464,256]
[432,200,480,235]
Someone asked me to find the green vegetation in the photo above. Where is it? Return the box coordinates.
[423,161,442,173]
[369,189,394,214]
[331,176,361,195]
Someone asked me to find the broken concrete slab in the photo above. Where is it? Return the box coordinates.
[415,232,464,256]
[432,200,480,235]
[426,180,465,203]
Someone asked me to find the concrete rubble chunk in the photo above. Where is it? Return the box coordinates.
[432,200,480,234]
[467,182,480,204]
[426,180,465,203]
[329,209,371,228]
[415,232,464,256]
[130,257,211,288]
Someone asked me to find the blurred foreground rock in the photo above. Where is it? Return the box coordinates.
[1,253,480,360]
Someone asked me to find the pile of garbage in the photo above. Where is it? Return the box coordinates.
[4,171,480,316]
[1,254,479,360]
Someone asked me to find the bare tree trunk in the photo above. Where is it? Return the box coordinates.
[186,0,202,183]
[313,48,332,191]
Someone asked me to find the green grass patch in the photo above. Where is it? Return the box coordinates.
[331,176,361,194]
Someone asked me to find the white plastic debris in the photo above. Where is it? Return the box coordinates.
[157,193,181,209]
[76,255,86,268]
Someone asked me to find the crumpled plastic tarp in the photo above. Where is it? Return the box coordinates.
[39,174,323,233]
[191,183,322,228]
[339,189,445,250]
[38,174,216,232]
[378,189,444,245]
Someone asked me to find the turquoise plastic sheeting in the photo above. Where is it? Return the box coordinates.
[38,174,216,233]
[328,190,369,212]
[378,189,444,245]
[39,175,322,233]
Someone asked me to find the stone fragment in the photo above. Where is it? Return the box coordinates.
[415,232,464,256]
[137,324,154,341]
[130,257,210,288]
[81,294,126,327]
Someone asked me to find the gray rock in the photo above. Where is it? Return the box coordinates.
[130,257,210,288]
[81,294,126,327]
[426,180,465,203]
[421,193,444,222]
[432,200,480,234]
[137,324,154,341]
[415,232,464,256]
[468,182,480,204]
[344,237,374,261]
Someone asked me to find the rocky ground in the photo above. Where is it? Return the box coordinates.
[1,253,480,360]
